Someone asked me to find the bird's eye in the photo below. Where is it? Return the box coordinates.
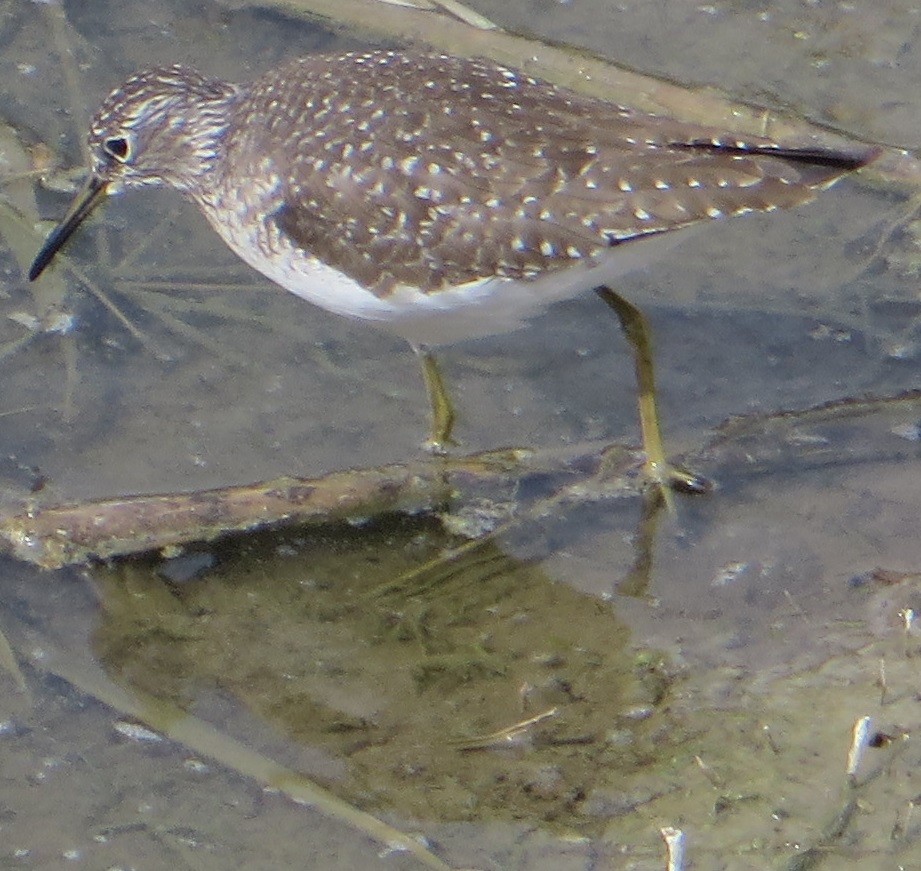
[103,136,131,162]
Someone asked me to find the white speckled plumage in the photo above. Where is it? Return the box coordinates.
[30,50,876,348]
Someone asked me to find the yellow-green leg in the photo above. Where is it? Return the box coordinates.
[413,344,457,452]
[595,286,710,496]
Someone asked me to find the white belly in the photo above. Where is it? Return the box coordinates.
[213,207,693,347]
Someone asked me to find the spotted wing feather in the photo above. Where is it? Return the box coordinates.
[241,52,870,296]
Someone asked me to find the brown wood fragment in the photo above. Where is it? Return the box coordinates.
[0,446,618,570]
[0,465,450,570]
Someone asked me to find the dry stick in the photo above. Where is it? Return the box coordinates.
[0,446,619,569]
[4,388,921,570]
[0,465,452,569]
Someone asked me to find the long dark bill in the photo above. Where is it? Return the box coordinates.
[29,174,108,281]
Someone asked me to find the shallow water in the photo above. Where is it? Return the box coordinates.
[0,1,919,868]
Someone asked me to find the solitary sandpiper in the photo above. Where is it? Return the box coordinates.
[29,51,878,491]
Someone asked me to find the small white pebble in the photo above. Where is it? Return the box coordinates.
[113,721,162,743]
[661,826,686,871]
[892,423,921,442]
[846,715,872,779]
[183,758,210,774]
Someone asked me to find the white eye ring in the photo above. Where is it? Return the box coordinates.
[103,135,131,162]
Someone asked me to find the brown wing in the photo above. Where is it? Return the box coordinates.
[247,52,871,296]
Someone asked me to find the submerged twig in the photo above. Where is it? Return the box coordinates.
[449,707,560,751]
[13,635,455,870]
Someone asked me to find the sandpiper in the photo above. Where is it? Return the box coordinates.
[29,50,878,491]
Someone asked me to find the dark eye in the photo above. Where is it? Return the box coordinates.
[103,136,131,162]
